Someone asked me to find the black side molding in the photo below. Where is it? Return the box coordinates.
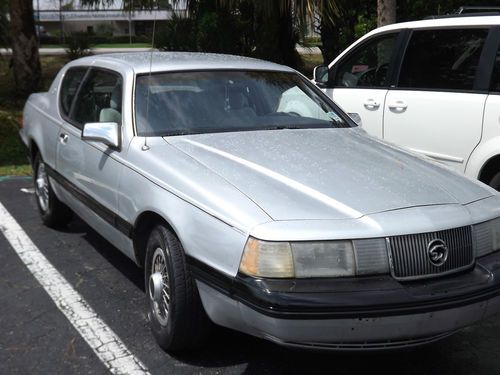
[45,164,134,238]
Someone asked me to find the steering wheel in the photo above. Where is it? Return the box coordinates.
[375,63,389,86]
[357,68,377,86]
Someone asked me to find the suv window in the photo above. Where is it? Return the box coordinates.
[60,67,87,118]
[70,68,123,128]
[398,28,488,91]
[334,33,398,88]
[491,47,500,92]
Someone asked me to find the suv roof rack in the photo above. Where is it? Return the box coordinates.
[458,6,500,14]
[424,6,500,20]
[425,11,500,20]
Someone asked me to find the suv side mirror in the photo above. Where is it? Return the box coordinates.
[82,122,120,149]
[313,65,329,87]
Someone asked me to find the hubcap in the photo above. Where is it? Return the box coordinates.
[150,247,170,326]
[35,162,49,212]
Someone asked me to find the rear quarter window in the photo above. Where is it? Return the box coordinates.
[59,67,88,118]
[398,28,489,91]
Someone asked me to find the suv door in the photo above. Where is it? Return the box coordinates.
[384,28,489,172]
[56,67,124,228]
[326,32,400,137]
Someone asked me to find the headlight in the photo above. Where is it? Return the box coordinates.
[291,241,355,277]
[239,237,389,278]
[474,217,500,257]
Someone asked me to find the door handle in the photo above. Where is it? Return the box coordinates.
[388,100,408,112]
[363,99,380,110]
[59,133,68,144]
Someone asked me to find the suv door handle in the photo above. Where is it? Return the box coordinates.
[388,100,408,112]
[363,99,380,110]
[59,133,68,144]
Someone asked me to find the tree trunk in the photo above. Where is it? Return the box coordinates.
[377,0,396,27]
[10,0,41,97]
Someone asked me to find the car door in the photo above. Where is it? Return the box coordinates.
[384,28,490,172]
[324,32,401,138]
[56,67,124,220]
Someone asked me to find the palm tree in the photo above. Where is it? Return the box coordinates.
[9,0,41,96]
[377,0,396,27]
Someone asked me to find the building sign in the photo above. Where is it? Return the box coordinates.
[37,10,179,22]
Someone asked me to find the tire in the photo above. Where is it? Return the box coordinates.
[33,153,73,228]
[144,224,211,352]
[488,172,500,191]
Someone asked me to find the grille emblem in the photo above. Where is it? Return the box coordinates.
[427,239,449,267]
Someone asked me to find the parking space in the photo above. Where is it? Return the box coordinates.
[2,176,500,375]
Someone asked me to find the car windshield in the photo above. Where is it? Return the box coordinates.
[135,70,351,136]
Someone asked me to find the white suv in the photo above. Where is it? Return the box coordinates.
[314,15,500,188]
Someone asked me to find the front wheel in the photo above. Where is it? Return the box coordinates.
[145,224,211,352]
[33,153,73,227]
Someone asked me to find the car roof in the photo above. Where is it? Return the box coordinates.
[375,14,500,33]
[75,52,295,74]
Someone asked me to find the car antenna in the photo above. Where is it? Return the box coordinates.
[142,0,158,151]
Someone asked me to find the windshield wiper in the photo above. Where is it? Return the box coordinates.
[262,125,302,130]
[260,123,332,131]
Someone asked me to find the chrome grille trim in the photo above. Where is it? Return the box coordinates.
[388,226,474,281]
[473,221,492,258]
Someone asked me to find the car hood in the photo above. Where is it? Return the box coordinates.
[166,128,493,221]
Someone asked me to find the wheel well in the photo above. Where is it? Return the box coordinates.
[478,155,500,185]
[30,140,39,166]
[132,211,175,268]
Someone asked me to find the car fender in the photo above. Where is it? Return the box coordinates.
[465,137,500,180]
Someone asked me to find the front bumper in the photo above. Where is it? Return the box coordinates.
[191,250,500,350]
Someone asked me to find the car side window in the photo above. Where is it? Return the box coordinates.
[491,47,500,93]
[69,68,123,128]
[398,28,488,91]
[334,33,398,88]
[60,67,87,118]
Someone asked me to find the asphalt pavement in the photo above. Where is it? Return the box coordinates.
[1,176,500,375]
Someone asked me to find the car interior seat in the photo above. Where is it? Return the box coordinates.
[99,84,122,124]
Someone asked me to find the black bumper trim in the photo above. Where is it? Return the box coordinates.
[187,254,500,320]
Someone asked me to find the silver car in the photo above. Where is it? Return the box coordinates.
[20,52,500,351]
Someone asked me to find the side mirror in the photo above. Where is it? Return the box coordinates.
[82,122,120,149]
[313,65,329,87]
[347,112,362,127]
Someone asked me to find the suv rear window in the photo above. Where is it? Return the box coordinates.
[491,48,500,92]
[398,28,488,91]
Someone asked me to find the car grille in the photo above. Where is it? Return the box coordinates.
[388,226,474,281]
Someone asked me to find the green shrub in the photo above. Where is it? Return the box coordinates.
[65,32,91,60]
[155,14,197,51]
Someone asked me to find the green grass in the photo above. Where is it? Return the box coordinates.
[40,44,65,48]
[301,36,322,48]
[0,108,30,176]
[0,165,32,176]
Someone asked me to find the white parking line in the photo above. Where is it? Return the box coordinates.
[0,202,151,375]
